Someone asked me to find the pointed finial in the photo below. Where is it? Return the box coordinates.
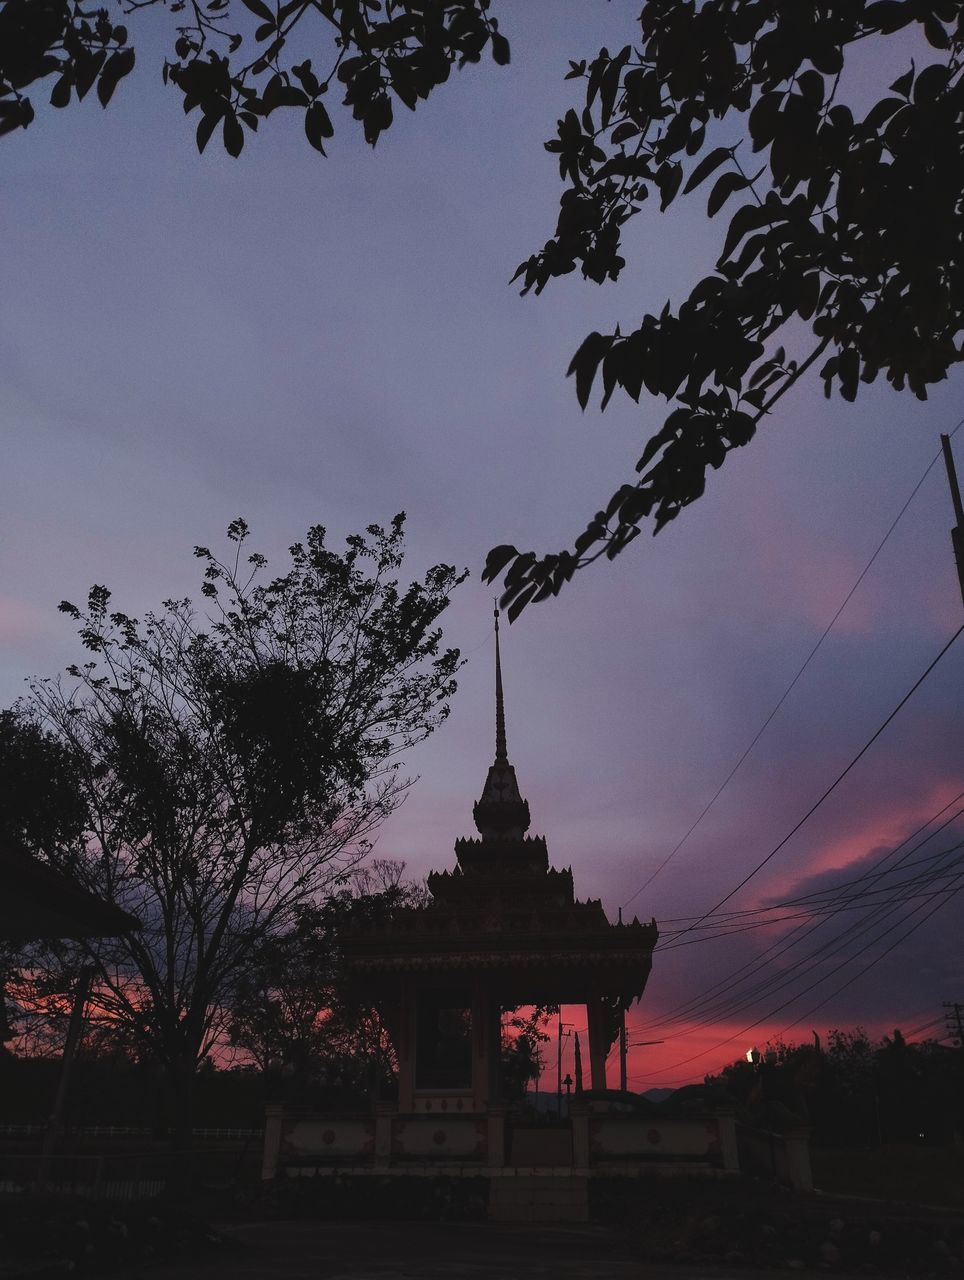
[494,605,507,762]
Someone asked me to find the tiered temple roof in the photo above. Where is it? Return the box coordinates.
[339,612,657,1004]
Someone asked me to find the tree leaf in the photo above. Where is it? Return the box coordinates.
[682,146,731,195]
[482,545,520,582]
[889,65,914,98]
[707,170,749,218]
[304,101,333,152]
[196,111,217,153]
[506,583,537,623]
[240,0,274,21]
[566,331,612,409]
[490,32,510,66]
[96,47,135,108]
[49,75,72,109]
[222,110,244,157]
[748,91,782,150]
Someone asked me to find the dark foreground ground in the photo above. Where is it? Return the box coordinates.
[144,1219,764,1280]
[3,1175,964,1280]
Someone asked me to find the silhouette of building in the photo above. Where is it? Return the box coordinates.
[338,610,658,1112]
[0,844,138,944]
[261,620,817,1203]
[0,844,138,1050]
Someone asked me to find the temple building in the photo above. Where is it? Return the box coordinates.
[262,620,814,1197]
[338,611,659,1113]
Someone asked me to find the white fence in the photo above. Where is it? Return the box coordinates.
[0,1125,263,1139]
[0,1148,261,1200]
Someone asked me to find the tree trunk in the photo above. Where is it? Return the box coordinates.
[163,1055,196,1197]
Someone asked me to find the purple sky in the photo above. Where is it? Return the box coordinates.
[2,3,962,1084]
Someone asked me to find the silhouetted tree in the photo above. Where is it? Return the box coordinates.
[0,708,88,857]
[226,859,426,1093]
[12,515,464,1155]
[500,1006,551,1105]
[707,1025,964,1144]
[0,709,91,1049]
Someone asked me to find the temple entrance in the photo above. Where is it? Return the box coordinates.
[507,1117,573,1166]
[415,990,472,1091]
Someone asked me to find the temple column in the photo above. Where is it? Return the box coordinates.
[396,976,416,1111]
[488,998,503,1103]
[471,979,497,1111]
[585,994,608,1091]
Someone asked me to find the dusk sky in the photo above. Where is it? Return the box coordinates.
[2,3,962,1086]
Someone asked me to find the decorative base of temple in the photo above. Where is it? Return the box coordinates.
[261,1101,813,1193]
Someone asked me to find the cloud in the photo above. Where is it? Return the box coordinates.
[754,771,964,904]
[0,596,46,646]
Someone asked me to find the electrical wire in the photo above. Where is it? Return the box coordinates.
[643,842,964,1042]
[630,870,964,1081]
[623,844,964,1056]
[654,849,964,951]
[655,802,964,926]
[625,793,964,1035]
[672,623,963,942]
[656,837,964,945]
[621,418,964,910]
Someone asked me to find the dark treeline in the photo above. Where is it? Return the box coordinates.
[705,1029,964,1147]
[0,1055,267,1131]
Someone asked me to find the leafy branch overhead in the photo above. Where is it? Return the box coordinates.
[5,2,963,622]
[0,0,509,153]
[484,0,964,619]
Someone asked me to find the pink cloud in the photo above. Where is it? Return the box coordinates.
[758,777,964,903]
[0,595,47,646]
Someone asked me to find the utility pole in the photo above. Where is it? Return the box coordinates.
[556,1016,573,1118]
[619,1012,628,1093]
[940,434,964,608]
[944,1001,964,1048]
[622,1037,665,1095]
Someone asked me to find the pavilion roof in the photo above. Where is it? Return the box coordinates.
[339,610,658,1003]
[0,844,140,942]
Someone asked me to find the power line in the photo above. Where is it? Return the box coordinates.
[622,419,963,910]
[672,623,963,942]
[773,885,964,1041]
[903,1015,945,1039]
[627,792,964,1035]
[628,1005,954,1091]
[656,800,964,925]
[656,847,964,951]
[631,871,964,1081]
[656,836,964,945]
[628,842,964,1053]
[647,843,964,1042]
[623,828,964,1046]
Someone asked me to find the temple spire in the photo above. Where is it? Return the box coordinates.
[494,606,508,762]
[471,605,530,840]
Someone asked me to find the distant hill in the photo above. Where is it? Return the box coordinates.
[525,1086,676,1114]
[528,1090,564,1114]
